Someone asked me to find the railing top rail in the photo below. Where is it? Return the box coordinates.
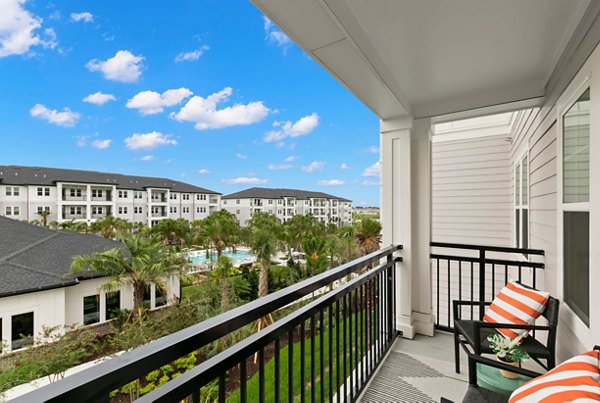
[12,244,402,403]
[430,241,544,256]
[138,256,402,402]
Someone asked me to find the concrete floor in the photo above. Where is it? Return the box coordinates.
[358,331,471,403]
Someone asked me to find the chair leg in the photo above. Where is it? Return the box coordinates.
[454,329,460,373]
[548,355,556,370]
[468,356,478,386]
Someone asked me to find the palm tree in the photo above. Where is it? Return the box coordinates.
[355,218,382,256]
[199,211,240,260]
[210,256,238,310]
[71,235,189,317]
[151,219,191,246]
[37,210,51,227]
[246,212,281,299]
[90,216,132,239]
[302,236,329,276]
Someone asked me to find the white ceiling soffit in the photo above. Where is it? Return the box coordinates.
[251,0,595,120]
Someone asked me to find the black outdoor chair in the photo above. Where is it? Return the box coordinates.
[453,286,560,385]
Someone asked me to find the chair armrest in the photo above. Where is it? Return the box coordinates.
[474,321,553,331]
[453,300,492,321]
[594,345,600,352]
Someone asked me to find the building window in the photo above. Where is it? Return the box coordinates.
[36,206,50,213]
[515,155,529,250]
[5,206,12,216]
[69,188,82,198]
[11,312,34,350]
[83,295,100,325]
[118,190,128,198]
[13,187,19,196]
[562,87,590,326]
[236,209,240,214]
[5,187,11,196]
[37,187,43,196]
[12,207,20,216]
[236,199,240,204]
[106,291,121,320]
[91,189,103,198]
[155,285,167,307]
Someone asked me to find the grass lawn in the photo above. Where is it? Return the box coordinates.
[227,303,381,402]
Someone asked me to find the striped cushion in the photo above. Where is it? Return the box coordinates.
[509,350,600,402]
[483,281,550,340]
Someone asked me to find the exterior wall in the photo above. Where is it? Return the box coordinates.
[0,183,219,227]
[0,287,66,353]
[432,132,513,246]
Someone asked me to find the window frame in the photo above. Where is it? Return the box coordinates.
[514,152,529,252]
[557,77,593,341]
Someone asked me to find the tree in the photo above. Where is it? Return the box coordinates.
[210,256,238,310]
[71,235,189,317]
[198,211,239,259]
[355,218,382,256]
[302,236,329,276]
[90,216,133,239]
[37,209,51,227]
[246,212,281,299]
[151,219,191,247]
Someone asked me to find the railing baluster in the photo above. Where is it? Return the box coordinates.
[289,329,294,403]
[447,259,451,328]
[492,263,496,297]
[328,305,333,403]
[354,288,359,396]
[301,321,306,403]
[319,309,325,403]
[311,314,316,403]
[479,248,486,320]
[258,348,265,403]
[458,260,462,322]
[361,283,366,389]
[336,299,341,403]
[275,338,281,403]
[436,258,440,327]
[348,293,353,399]
[470,261,474,320]
[219,372,226,403]
[240,358,247,403]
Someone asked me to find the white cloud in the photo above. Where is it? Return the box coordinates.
[235,153,248,160]
[83,92,116,105]
[198,168,210,174]
[49,10,60,20]
[222,176,269,185]
[86,50,144,83]
[124,131,177,151]
[174,45,209,62]
[0,0,58,57]
[362,180,380,186]
[268,164,292,171]
[301,161,325,173]
[30,104,80,127]
[264,113,319,143]
[285,155,299,163]
[263,16,291,49]
[318,179,344,186]
[76,135,87,147]
[171,87,269,130]
[126,88,192,115]
[365,145,379,154]
[91,139,111,149]
[141,155,154,161]
[70,12,93,23]
[362,161,381,177]
[340,163,349,169]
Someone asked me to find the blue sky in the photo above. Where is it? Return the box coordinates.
[0,0,381,206]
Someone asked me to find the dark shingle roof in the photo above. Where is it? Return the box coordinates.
[0,217,124,298]
[0,165,220,194]
[222,187,351,202]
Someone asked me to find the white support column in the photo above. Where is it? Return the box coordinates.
[381,116,434,339]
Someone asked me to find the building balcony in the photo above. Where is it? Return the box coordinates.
[209,197,219,205]
[11,242,553,403]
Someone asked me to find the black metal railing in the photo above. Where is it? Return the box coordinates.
[430,242,544,331]
[13,245,402,403]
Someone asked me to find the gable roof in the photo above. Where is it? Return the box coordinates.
[0,217,124,298]
[222,187,351,202]
[0,165,220,194]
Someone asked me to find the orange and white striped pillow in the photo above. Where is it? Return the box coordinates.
[509,350,600,402]
[483,281,550,340]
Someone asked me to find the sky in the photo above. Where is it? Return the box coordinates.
[0,0,381,206]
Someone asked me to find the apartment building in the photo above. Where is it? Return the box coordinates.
[222,187,352,226]
[0,166,220,227]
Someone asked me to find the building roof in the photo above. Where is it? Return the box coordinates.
[0,165,220,194]
[0,217,124,298]
[222,187,351,202]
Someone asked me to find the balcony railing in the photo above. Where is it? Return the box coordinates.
[430,242,545,331]
[13,245,402,403]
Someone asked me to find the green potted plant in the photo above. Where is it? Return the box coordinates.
[487,332,530,379]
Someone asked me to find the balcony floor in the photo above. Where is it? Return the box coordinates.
[359,331,471,403]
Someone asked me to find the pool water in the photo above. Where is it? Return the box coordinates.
[189,249,255,265]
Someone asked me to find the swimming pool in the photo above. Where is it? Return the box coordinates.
[188,249,256,266]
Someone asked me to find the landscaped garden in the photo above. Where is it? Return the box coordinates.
[1,212,382,402]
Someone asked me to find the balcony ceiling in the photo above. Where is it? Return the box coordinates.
[251,0,595,120]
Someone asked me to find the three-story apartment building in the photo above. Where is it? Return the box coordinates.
[0,166,221,227]
[221,187,352,226]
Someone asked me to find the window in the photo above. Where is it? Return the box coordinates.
[37,187,50,196]
[118,190,128,198]
[69,188,82,198]
[5,187,11,196]
[236,209,240,214]
[13,207,20,216]
[268,200,273,205]
[37,187,43,196]
[134,207,143,214]
[5,206,11,216]
[562,87,590,326]
[83,295,100,325]
[13,187,19,196]
[236,199,240,204]
[92,206,103,215]
[155,286,167,307]
[515,155,529,250]
[36,206,50,214]
[105,291,121,320]
[11,312,33,350]
[134,191,143,199]
[92,189,103,198]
